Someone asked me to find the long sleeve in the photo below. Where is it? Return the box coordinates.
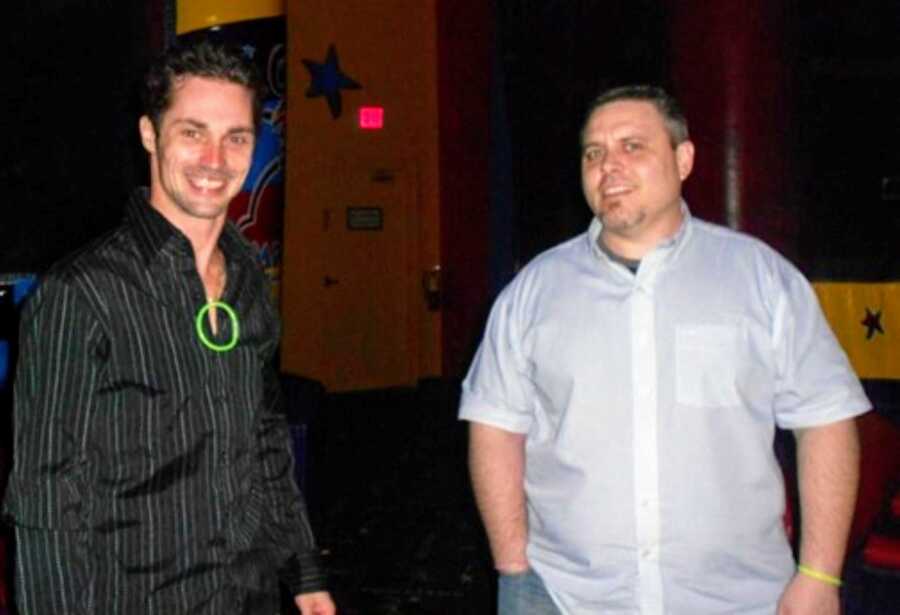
[257,357,327,596]
[3,276,103,613]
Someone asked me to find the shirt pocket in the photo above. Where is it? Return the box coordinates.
[675,323,741,407]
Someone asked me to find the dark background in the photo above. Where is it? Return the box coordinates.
[0,1,153,272]
[788,1,900,279]
[1,1,898,277]
[494,0,900,279]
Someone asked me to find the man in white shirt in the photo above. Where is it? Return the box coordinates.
[460,85,869,615]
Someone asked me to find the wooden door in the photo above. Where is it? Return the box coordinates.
[281,161,419,392]
[281,1,445,390]
[318,166,416,391]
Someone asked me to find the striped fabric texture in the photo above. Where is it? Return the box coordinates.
[3,191,325,613]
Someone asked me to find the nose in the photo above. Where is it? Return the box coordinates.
[601,149,622,173]
[200,142,227,168]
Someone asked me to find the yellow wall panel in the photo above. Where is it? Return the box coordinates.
[814,282,899,380]
[177,0,284,35]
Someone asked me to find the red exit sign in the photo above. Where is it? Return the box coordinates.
[358,106,384,130]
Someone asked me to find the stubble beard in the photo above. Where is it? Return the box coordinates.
[597,198,645,234]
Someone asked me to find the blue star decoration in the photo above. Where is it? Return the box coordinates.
[301,44,361,119]
[860,307,885,340]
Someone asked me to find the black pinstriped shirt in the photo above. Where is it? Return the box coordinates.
[3,190,325,613]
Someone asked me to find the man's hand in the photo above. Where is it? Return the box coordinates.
[776,573,840,615]
[294,590,336,615]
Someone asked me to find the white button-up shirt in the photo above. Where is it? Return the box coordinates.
[460,208,870,614]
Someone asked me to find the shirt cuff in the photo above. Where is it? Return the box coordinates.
[278,549,329,596]
[458,387,532,434]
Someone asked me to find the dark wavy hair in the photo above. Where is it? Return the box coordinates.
[582,85,689,147]
[142,41,263,133]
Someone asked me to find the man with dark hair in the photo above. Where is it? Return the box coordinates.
[3,42,334,614]
[142,41,265,132]
[581,85,690,146]
[461,84,869,614]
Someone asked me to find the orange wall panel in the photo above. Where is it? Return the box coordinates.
[283,2,441,387]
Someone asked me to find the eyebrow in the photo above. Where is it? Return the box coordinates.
[170,118,207,130]
[582,132,646,147]
[171,118,255,135]
[226,125,256,135]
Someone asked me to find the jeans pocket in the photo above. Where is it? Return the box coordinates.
[498,568,560,615]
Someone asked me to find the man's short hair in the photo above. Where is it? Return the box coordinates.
[142,41,264,133]
[582,85,689,147]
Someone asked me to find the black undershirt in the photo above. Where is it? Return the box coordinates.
[598,238,641,274]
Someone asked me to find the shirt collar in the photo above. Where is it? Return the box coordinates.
[587,200,693,268]
[126,188,255,270]
[127,188,189,266]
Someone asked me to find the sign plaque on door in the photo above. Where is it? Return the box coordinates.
[346,207,384,231]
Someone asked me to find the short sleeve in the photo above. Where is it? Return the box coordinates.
[459,283,535,434]
[771,266,870,429]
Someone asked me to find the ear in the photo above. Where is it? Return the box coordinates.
[675,140,695,181]
[139,116,157,154]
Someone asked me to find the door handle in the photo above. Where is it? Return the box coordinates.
[422,266,441,311]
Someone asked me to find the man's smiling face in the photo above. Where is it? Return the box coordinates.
[581,99,694,250]
[140,75,256,225]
